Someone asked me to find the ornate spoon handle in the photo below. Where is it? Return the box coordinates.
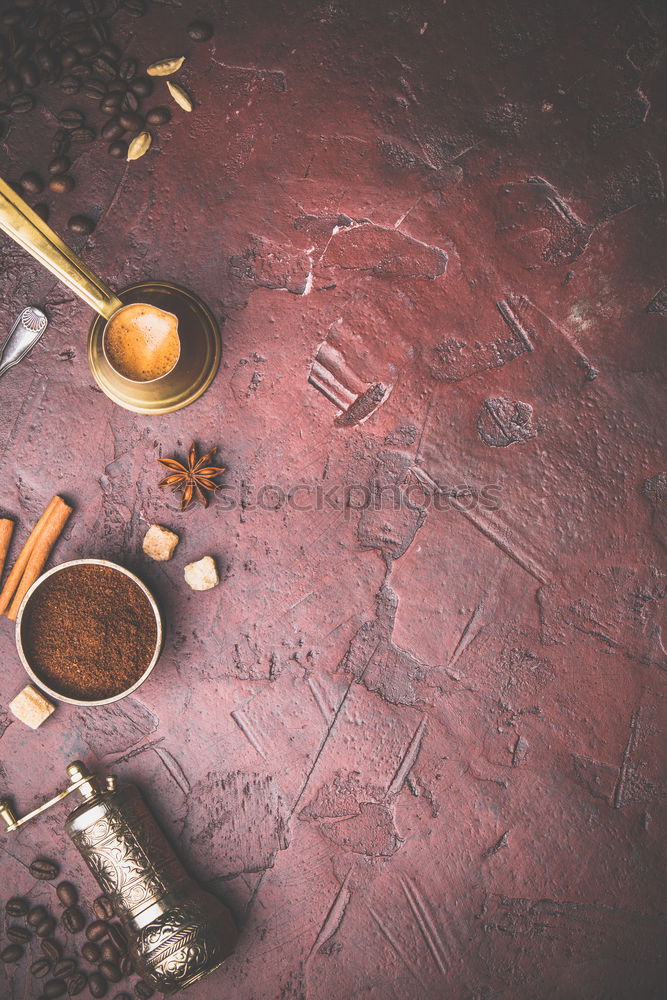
[0,306,48,378]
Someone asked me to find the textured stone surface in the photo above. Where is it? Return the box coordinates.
[0,1,666,999]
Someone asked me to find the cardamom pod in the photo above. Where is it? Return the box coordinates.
[146,56,185,77]
[127,131,152,161]
[167,80,193,112]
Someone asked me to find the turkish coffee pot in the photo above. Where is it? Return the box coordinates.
[0,760,237,994]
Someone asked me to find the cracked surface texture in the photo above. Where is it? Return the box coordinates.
[0,1,666,998]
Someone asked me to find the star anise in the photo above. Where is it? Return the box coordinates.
[157,441,225,511]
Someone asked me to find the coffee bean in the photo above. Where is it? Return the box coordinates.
[53,959,76,978]
[36,917,57,938]
[58,108,83,130]
[118,57,136,82]
[61,906,85,933]
[99,941,118,964]
[19,58,39,87]
[7,924,32,943]
[33,202,49,222]
[92,56,115,81]
[100,95,121,114]
[187,20,213,42]
[122,0,146,17]
[61,47,77,68]
[101,116,124,140]
[60,74,80,94]
[146,106,170,125]
[119,955,133,976]
[119,111,143,132]
[107,138,127,157]
[28,905,48,927]
[130,75,152,98]
[41,938,62,962]
[92,897,114,922]
[49,174,75,194]
[99,961,120,982]
[107,80,127,95]
[30,858,60,880]
[1,8,22,26]
[6,73,22,97]
[6,897,28,917]
[134,981,154,998]
[88,972,108,998]
[120,90,138,113]
[44,980,67,999]
[85,920,108,942]
[99,43,120,61]
[106,924,127,954]
[20,170,43,193]
[67,971,87,996]
[67,214,94,235]
[55,881,78,907]
[49,155,71,175]
[69,62,91,79]
[37,12,57,39]
[31,957,52,978]
[70,125,96,142]
[81,941,100,963]
[1,944,23,963]
[10,93,34,113]
[75,38,98,59]
[83,77,106,99]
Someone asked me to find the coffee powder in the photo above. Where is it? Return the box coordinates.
[22,564,158,701]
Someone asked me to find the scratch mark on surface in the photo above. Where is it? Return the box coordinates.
[614,708,640,809]
[483,830,509,859]
[105,737,165,764]
[387,715,427,797]
[400,875,448,977]
[368,904,427,988]
[231,708,267,760]
[448,601,484,668]
[308,867,353,959]
[154,746,191,795]
[308,675,336,724]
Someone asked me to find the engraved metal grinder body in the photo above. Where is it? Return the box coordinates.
[0,762,237,994]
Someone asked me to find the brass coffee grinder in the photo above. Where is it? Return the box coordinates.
[0,761,237,994]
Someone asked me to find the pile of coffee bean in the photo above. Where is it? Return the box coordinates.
[0,0,212,236]
[2,855,156,999]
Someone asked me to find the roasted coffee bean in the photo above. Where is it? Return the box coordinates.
[70,125,96,143]
[118,111,143,132]
[119,955,133,976]
[101,116,124,140]
[10,93,34,113]
[58,108,83,130]
[118,57,136,81]
[130,75,152,98]
[99,42,120,61]
[67,214,94,235]
[20,170,43,193]
[107,137,127,158]
[19,58,39,87]
[7,924,32,943]
[100,94,122,114]
[67,971,87,996]
[61,47,77,69]
[37,12,57,39]
[134,981,154,998]
[48,155,71,175]
[81,941,100,963]
[75,38,98,59]
[106,924,127,954]
[88,972,108,998]
[6,896,29,917]
[93,897,114,921]
[69,62,91,79]
[107,80,127,94]
[53,959,76,978]
[52,128,70,155]
[146,105,170,125]
[120,90,138,113]
[61,906,85,933]
[36,916,57,938]
[99,961,120,982]
[28,905,48,927]
[83,77,106,99]
[31,957,52,978]
[56,881,78,907]
[1,944,23,963]
[99,941,118,963]
[41,938,62,962]
[92,56,115,80]
[61,74,80,94]
[33,203,49,222]
[85,920,108,942]
[1,8,22,26]
[6,73,22,97]
[187,20,214,42]
[44,980,67,999]
[122,0,146,16]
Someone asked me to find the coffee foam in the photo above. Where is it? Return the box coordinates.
[104,304,180,381]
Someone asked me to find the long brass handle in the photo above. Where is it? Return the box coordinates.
[0,177,122,320]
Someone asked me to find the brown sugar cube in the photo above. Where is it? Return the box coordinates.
[184,556,219,591]
[142,524,179,561]
[9,685,55,729]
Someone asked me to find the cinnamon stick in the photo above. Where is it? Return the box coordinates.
[0,518,14,583]
[6,497,73,621]
[0,497,63,616]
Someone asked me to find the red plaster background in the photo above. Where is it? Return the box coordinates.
[1,1,666,998]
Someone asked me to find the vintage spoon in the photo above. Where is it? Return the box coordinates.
[0,306,48,378]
